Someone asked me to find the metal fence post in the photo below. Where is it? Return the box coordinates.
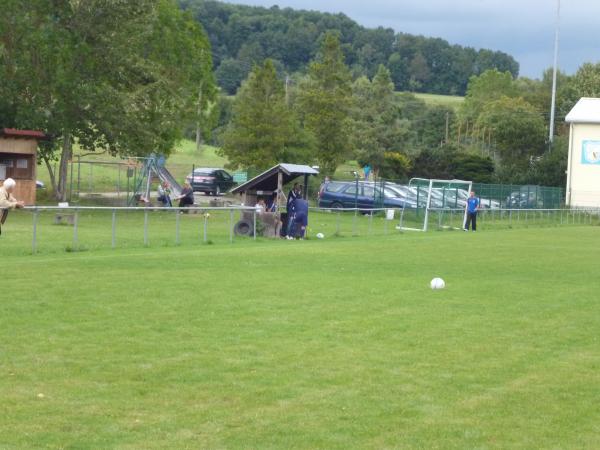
[203,213,208,243]
[384,211,389,235]
[229,208,234,243]
[144,209,149,246]
[111,209,117,248]
[353,208,358,236]
[175,210,180,245]
[253,209,256,240]
[32,208,38,254]
[73,209,79,249]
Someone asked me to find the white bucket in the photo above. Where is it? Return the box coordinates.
[386,209,395,220]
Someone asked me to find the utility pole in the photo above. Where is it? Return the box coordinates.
[195,80,204,152]
[549,0,561,145]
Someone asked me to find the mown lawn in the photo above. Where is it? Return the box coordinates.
[1,226,599,448]
[413,92,465,109]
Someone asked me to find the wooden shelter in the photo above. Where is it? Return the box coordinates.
[231,163,319,237]
[232,163,319,204]
[0,128,47,205]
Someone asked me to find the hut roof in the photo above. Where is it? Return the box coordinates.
[0,128,48,140]
[231,163,319,194]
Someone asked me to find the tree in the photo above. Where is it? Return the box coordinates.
[220,60,311,170]
[215,58,248,95]
[450,152,495,183]
[352,65,411,175]
[528,135,568,187]
[477,96,546,172]
[298,33,354,175]
[461,69,518,122]
[0,0,215,200]
[408,52,430,91]
[571,62,600,97]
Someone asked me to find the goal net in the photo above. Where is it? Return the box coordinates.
[397,178,473,232]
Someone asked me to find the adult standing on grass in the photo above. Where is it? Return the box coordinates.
[0,178,25,235]
[286,183,300,238]
[464,191,480,232]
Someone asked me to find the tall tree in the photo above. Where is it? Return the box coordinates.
[477,96,546,172]
[0,0,215,200]
[298,32,353,175]
[461,69,518,122]
[220,60,310,170]
[352,65,411,175]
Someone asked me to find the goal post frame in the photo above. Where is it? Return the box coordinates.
[398,178,473,232]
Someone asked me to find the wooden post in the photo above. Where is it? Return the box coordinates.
[276,171,283,220]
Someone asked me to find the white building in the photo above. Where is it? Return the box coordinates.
[565,97,600,207]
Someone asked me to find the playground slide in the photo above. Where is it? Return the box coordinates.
[156,166,183,197]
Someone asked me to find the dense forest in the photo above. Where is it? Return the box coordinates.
[178,0,519,95]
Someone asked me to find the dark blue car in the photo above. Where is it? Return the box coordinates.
[318,181,412,209]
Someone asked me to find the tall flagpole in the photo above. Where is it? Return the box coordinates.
[549,0,561,145]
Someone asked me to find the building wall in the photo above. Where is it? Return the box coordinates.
[0,138,37,155]
[0,137,38,205]
[567,123,600,207]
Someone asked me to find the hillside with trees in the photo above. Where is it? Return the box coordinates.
[216,28,600,187]
[178,0,519,95]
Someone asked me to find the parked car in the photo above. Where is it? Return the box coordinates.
[505,186,544,209]
[318,181,414,210]
[186,168,236,195]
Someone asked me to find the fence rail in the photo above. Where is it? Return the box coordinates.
[1,205,599,256]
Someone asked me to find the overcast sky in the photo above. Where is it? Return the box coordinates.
[223,0,599,78]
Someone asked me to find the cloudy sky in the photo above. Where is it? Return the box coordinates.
[223,0,599,78]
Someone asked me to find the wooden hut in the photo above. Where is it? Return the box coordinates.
[231,163,319,237]
[0,128,47,205]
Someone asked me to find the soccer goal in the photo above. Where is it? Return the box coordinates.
[397,178,473,232]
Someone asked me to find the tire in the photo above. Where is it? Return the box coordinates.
[234,219,254,237]
[331,202,344,209]
[216,186,221,196]
[204,191,210,196]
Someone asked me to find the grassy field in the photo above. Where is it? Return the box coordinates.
[1,218,599,448]
[413,92,464,109]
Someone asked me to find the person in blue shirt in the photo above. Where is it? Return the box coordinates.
[464,191,480,231]
[363,164,371,181]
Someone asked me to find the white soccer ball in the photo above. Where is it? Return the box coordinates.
[430,278,445,290]
[316,233,325,239]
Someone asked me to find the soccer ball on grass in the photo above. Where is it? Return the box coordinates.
[430,278,445,290]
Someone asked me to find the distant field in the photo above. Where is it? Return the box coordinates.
[413,92,465,109]
[1,225,599,448]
